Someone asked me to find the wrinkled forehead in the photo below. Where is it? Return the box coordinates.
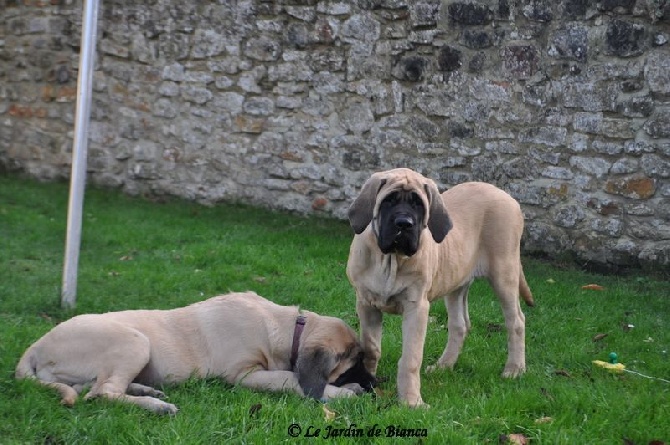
[375,172,430,209]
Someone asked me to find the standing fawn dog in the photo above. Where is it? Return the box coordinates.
[347,168,534,407]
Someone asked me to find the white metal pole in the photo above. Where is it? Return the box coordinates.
[61,0,100,309]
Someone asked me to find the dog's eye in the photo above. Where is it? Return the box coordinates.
[409,193,423,208]
[382,194,400,206]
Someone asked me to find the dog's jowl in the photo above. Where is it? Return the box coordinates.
[347,168,534,408]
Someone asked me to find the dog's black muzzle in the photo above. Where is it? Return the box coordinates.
[394,214,415,230]
[333,357,376,392]
[377,192,425,256]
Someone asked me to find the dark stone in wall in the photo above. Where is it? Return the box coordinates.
[398,56,430,81]
[463,30,493,49]
[343,150,380,170]
[468,52,486,73]
[523,1,554,22]
[437,46,462,71]
[287,23,310,49]
[448,2,493,25]
[498,0,510,18]
[599,0,636,13]
[502,45,539,79]
[606,19,646,57]
[562,0,589,18]
[449,122,474,139]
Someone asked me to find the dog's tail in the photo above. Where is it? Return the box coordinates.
[15,346,38,379]
[16,345,80,406]
[519,268,535,307]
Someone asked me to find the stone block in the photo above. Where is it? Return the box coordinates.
[410,1,440,28]
[570,156,612,179]
[606,19,646,57]
[645,51,670,95]
[643,109,670,139]
[605,175,656,199]
[244,36,282,61]
[447,2,493,25]
[641,154,670,178]
[548,25,588,62]
[502,45,538,79]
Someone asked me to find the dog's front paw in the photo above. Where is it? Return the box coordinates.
[425,364,440,374]
[502,363,525,378]
[425,362,452,374]
[154,401,179,415]
[340,383,365,395]
[322,384,357,400]
[401,397,430,409]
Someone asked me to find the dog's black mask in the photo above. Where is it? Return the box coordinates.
[377,190,425,256]
[333,354,376,392]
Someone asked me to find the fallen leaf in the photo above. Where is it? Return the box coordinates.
[252,276,266,283]
[546,278,556,284]
[540,387,555,401]
[535,416,553,424]
[581,284,605,291]
[555,369,572,377]
[643,337,654,343]
[248,403,262,417]
[322,405,336,422]
[487,323,503,333]
[508,433,529,444]
[592,333,609,342]
[119,255,133,261]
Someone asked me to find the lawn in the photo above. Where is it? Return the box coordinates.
[0,173,668,444]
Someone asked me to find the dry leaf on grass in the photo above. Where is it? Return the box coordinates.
[592,333,609,342]
[500,433,529,444]
[248,403,262,417]
[534,416,553,424]
[322,405,336,422]
[540,387,555,401]
[581,283,605,291]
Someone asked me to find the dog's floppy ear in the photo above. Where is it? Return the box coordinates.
[348,175,386,234]
[425,182,452,243]
[295,347,335,400]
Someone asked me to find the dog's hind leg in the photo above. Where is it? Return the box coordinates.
[87,378,178,414]
[44,382,80,406]
[84,329,177,414]
[127,383,166,399]
[489,265,526,378]
[427,282,471,373]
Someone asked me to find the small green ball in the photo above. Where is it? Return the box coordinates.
[608,352,618,364]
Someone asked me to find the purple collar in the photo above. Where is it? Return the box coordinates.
[290,315,306,370]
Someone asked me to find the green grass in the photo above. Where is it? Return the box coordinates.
[1,173,668,444]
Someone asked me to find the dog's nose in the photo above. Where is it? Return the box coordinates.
[394,215,414,230]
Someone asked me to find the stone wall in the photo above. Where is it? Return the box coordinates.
[1,0,669,270]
